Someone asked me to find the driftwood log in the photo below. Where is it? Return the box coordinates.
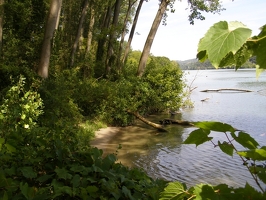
[200,88,253,93]
[159,119,194,126]
[127,111,168,132]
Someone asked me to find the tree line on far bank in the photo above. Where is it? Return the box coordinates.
[177,57,256,70]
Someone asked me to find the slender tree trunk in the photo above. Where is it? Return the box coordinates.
[122,0,144,67]
[95,5,112,78]
[38,0,62,78]
[0,0,4,56]
[117,0,137,72]
[105,0,122,76]
[137,0,169,77]
[55,0,62,30]
[70,0,89,67]
[86,7,95,55]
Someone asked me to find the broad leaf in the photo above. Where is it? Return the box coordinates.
[193,184,216,200]
[218,141,234,156]
[20,167,37,179]
[198,21,252,68]
[193,121,235,133]
[55,168,72,180]
[234,183,265,200]
[231,131,259,149]
[4,143,16,153]
[160,181,188,200]
[234,42,254,70]
[37,174,54,183]
[20,182,36,200]
[183,128,212,147]
[237,147,266,161]
[86,185,99,194]
[71,174,80,188]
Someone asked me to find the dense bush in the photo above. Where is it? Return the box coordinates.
[0,76,167,199]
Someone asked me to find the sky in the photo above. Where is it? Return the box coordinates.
[128,0,266,61]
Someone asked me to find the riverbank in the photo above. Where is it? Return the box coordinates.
[90,120,166,167]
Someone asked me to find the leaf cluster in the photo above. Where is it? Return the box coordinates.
[187,0,226,25]
[197,21,266,76]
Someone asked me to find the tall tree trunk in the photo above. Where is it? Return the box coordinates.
[105,0,122,76]
[137,0,169,77]
[117,0,137,72]
[0,0,4,56]
[86,7,95,55]
[95,5,112,78]
[70,0,89,67]
[38,0,62,78]
[121,0,144,68]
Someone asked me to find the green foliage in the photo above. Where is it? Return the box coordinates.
[197,21,266,75]
[187,0,225,25]
[0,75,167,200]
[197,21,252,68]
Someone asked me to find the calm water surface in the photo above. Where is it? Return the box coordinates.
[92,69,266,190]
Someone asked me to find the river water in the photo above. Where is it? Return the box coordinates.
[91,69,266,190]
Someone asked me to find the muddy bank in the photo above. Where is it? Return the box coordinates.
[90,122,165,167]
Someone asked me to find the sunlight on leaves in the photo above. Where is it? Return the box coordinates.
[198,21,252,68]
[231,131,259,149]
[193,121,235,133]
[160,181,188,200]
[183,128,212,147]
[237,147,266,161]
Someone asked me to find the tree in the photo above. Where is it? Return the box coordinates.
[137,0,226,77]
[137,0,169,77]
[121,0,145,69]
[105,0,122,76]
[38,0,62,78]
[85,6,95,55]
[70,0,89,67]
[117,0,138,72]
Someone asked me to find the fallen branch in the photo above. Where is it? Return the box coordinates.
[200,88,253,93]
[127,111,167,132]
[159,119,194,126]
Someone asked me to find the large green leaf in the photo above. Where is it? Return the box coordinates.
[198,21,252,68]
[193,184,216,200]
[193,121,235,133]
[55,168,72,180]
[20,182,36,200]
[218,141,234,156]
[4,143,16,153]
[160,181,188,200]
[231,131,259,149]
[237,147,266,161]
[20,167,37,179]
[183,128,212,147]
